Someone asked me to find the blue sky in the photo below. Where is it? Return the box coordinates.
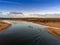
[0,0,60,14]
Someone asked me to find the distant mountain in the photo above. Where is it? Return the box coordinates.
[0,12,25,18]
[8,12,24,18]
[0,12,60,18]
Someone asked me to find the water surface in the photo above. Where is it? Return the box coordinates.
[0,20,60,45]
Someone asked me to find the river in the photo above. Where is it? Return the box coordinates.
[0,20,60,45]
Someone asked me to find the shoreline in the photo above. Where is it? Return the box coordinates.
[0,20,60,38]
[46,28,60,38]
[31,21,60,38]
[0,21,11,32]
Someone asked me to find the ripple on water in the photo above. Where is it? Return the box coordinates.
[0,20,60,45]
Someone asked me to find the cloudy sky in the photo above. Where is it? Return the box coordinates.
[0,0,60,14]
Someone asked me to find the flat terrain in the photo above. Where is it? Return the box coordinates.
[0,21,11,31]
[0,18,60,38]
[37,22,60,28]
[37,22,60,38]
[46,28,60,38]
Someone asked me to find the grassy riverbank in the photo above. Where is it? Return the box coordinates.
[0,21,11,32]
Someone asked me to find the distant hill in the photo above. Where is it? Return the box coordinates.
[0,12,60,18]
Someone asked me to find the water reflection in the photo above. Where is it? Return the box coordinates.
[0,20,60,45]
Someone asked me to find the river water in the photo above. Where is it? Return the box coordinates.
[0,20,60,45]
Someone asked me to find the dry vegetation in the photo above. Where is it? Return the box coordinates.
[0,18,60,38]
[35,22,60,38]
[46,28,60,38]
[37,22,60,28]
[0,21,11,32]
